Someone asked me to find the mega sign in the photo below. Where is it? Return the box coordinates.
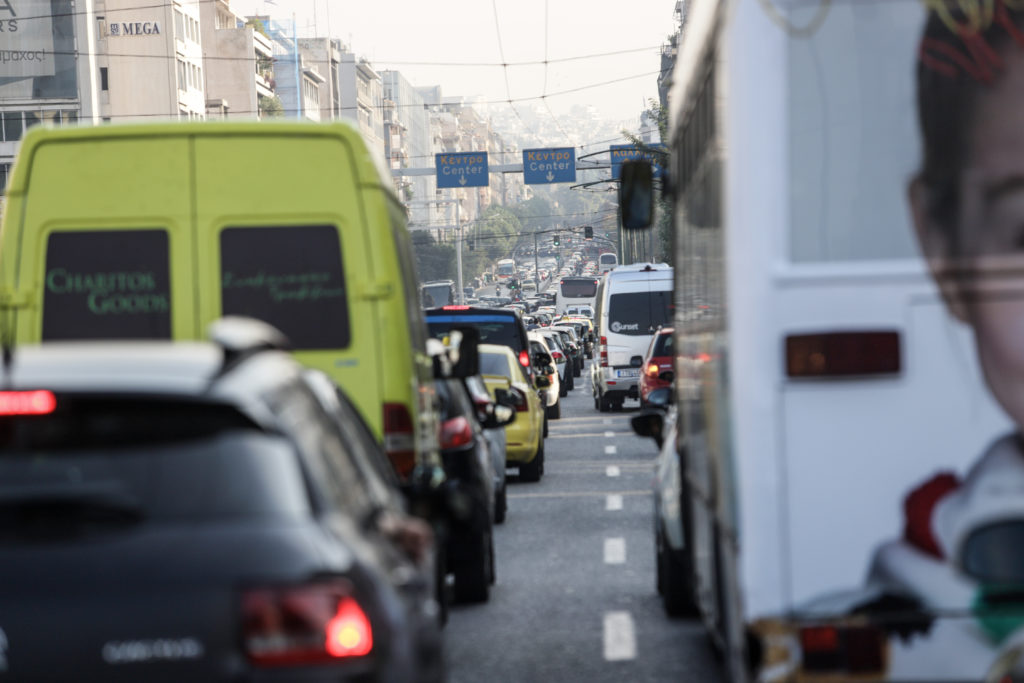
[523,147,576,185]
[0,0,55,78]
[109,21,162,36]
[435,152,489,188]
[610,144,667,180]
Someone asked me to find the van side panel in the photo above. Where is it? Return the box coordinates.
[5,136,196,344]
[190,133,383,435]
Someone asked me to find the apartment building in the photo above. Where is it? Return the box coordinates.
[338,49,384,158]
[200,1,275,119]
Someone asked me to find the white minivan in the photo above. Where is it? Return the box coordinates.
[591,263,673,411]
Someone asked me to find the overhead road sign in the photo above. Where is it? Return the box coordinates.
[522,147,576,185]
[436,152,489,188]
[610,144,667,180]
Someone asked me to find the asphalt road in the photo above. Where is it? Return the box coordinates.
[444,358,726,682]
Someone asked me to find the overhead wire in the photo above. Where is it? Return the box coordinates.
[539,0,574,146]
[490,0,541,140]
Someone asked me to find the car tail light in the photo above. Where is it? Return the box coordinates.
[0,390,57,416]
[440,416,474,449]
[645,362,659,378]
[519,350,530,367]
[551,350,564,361]
[799,624,884,674]
[510,387,528,412]
[243,580,373,667]
[786,331,901,378]
[442,305,471,310]
[600,336,608,368]
[383,403,416,480]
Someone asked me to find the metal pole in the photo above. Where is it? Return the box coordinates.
[455,193,464,304]
[534,226,540,292]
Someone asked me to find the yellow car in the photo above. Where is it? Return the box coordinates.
[478,343,546,482]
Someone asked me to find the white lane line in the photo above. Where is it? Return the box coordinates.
[603,419,612,425]
[606,494,623,511]
[606,465,621,477]
[603,611,637,661]
[604,537,626,564]
[604,431,615,438]
[604,445,617,455]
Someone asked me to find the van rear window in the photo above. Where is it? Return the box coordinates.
[220,226,349,350]
[42,230,171,341]
[607,291,672,335]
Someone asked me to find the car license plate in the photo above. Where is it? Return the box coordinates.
[616,369,640,378]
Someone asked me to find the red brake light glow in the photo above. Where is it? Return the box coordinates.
[519,350,530,367]
[440,416,474,449]
[442,305,471,310]
[325,598,373,658]
[0,390,57,416]
[383,403,416,479]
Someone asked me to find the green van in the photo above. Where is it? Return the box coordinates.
[0,121,438,481]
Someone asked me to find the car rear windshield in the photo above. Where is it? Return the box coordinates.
[220,226,349,350]
[560,279,598,298]
[480,352,511,378]
[426,313,525,352]
[0,398,311,526]
[652,332,674,356]
[607,291,673,336]
[42,230,172,341]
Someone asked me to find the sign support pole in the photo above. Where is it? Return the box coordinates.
[454,192,464,304]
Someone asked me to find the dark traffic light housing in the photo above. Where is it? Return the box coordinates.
[553,233,560,247]
[584,226,593,240]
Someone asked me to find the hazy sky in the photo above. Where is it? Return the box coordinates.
[232,0,679,122]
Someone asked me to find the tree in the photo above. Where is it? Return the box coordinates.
[411,231,457,282]
[259,94,284,119]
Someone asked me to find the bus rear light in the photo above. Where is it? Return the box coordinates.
[383,403,416,479]
[786,331,900,378]
[799,624,884,674]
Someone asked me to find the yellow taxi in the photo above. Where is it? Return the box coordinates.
[478,343,546,482]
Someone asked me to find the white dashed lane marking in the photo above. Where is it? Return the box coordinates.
[604,537,626,564]
[606,465,620,477]
[603,611,637,661]
[606,494,623,511]
[604,431,616,438]
[604,445,617,455]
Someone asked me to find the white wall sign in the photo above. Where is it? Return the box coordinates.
[108,21,162,37]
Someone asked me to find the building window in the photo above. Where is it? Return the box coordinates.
[174,10,184,41]
[100,67,109,91]
[0,163,10,195]
[177,59,187,91]
[1,111,23,143]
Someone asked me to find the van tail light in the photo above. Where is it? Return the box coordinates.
[645,362,659,378]
[0,390,57,416]
[383,403,416,480]
[600,336,608,367]
[510,387,529,412]
[440,416,474,450]
[518,350,530,367]
[786,331,901,378]
[243,580,373,667]
[799,624,884,674]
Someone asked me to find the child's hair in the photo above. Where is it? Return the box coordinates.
[917,1,1024,241]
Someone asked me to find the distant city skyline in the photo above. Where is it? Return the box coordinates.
[232,0,678,127]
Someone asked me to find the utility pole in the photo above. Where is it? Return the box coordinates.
[534,226,540,292]
[454,191,464,303]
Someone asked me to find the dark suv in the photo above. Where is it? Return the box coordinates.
[425,306,532,376]
[0,319,443,682]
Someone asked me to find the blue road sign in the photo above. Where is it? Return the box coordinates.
[436,152,489,188]
[522,147,576,185]
[610,144,667,179]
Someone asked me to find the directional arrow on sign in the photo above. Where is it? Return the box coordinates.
[546,171,555,182]
[459,176,467,186]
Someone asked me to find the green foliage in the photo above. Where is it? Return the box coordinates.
[258,94,284,119]
[246,18,270,38]
[411,232,457,282]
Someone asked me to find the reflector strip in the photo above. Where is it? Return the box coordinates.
[786,331,901,378]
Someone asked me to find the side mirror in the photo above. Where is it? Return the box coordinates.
[619,160,654,230]
[646,387,672,411]
[493,388,516,410]
[535,375,552,389]
[630,412,664,448]
[630,355,644,368]
[484,404,516,429]
[532,351,553,367]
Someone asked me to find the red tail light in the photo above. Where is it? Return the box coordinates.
[799,624,884,674]
[786,331,901,378]
[440,416,474,449]
[600,336,608,368]
[511,387,529,412]
[442,305,471,310]
[383,403,416,480]
[0,390,57,416]
[243,580,373,667]
[645,362,659,378]
[551,350,564,361]
[519,349,530,367]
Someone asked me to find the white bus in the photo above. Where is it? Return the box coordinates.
[494,258,516,285]
[597,252,617,274]
[554,276,599,316]
[651,1,1018,681]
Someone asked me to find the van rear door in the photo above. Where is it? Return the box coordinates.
[10,133,194,342]
[191,132,381,423]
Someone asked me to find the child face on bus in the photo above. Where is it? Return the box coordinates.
[912,41,1024,427]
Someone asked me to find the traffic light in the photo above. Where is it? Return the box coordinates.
[553,233,560,247]
[584,225,593,240]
